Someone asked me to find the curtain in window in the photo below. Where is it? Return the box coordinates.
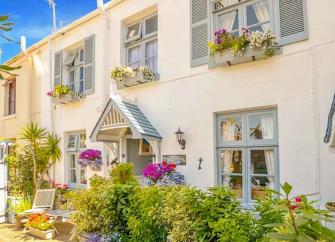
[128,47,141,68]
[260,116,275,188]
[222,150,233,186]
[221,119,238,141]
[252,1,271,31]
[218,10,237,31]
[145,40,158,73]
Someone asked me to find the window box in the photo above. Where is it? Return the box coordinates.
[116,71,158,90]
[208,46,280,69]
[27,227,56,240]
[52,93,82,105]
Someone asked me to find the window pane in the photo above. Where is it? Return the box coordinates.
[220,150,242,173]
[145,15,158,35]
[70,169,76,183]
[220,116,242,143]
[145,39,158,73]
[251,176,274,200]
[70,154,76,168]
[128,46,141,68]
[79,49,84,62]
[79,133,86,149]
[246,1,270,26]
[127,22,141,39]
[222,175,243,199]
[80,168,87,185]
[250,149,275,175]
[249,112,275,141]
[218,10,239,32]
[68,135,77,149]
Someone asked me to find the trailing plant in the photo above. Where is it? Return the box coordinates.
[78,149,102,171]
[111,65,155,83]
[47,84,82,101]
[209,27,279,58]
[266,182,335,241]
[143,161,185,186]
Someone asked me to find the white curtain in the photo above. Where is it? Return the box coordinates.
[128,46,141,68]
[221,119,237,141]
[222,150,233,186]
[252,1,271,32]
[260,115,275,188]
[218,10,237,31]
[145,39,158,73]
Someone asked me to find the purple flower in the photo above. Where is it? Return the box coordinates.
[79,149,101,161]
[143,162,175,181]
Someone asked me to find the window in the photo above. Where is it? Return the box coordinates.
[67,132,87,188]
[125,14,158,74]
[4,79,16,116]
[65,48,84,94]
[213,0,273,36]
[216,109,278,203]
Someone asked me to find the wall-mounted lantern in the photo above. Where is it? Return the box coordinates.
[175,127,186,150]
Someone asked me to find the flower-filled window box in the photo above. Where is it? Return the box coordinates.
[111,66,157,90]
[78,149,102,171]
[47,84,83,105]
[26,214,56,240]
[208,28,280,69]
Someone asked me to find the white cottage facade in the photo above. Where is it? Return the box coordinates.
[0,0,335,205]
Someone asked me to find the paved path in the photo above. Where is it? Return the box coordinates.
[0,223,74,242]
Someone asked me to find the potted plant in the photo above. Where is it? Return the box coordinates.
[78,149,102,171]
[111,65,156,89]
[47,84,83,104]
[26,214,56,239]
[208,27,279,68]
[7,196,32,227]
[143,161,185,186]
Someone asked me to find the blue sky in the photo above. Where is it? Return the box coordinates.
[0,0,110,63]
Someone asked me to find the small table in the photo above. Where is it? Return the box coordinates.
[46,210,74,224]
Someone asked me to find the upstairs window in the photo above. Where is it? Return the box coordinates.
[65,48,85,94]
[213,0,273,36]
[125,14,158,74]
[4,79,16,116]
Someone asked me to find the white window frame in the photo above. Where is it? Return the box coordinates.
[65,47,84,94]
[124,13,158,74]
[67,132,87,188]
[212,0,276,38]
[215,109,279,204]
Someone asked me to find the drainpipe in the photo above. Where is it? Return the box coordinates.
[311,50,321,208]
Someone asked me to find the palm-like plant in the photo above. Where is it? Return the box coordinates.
[0,15,20,79]
[20,123,61,190]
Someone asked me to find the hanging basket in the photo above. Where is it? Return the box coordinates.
[89,161,102,171]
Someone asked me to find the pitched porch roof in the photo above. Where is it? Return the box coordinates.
[90,97,161,142]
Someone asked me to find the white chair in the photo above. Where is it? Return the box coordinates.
[22,189,56,214]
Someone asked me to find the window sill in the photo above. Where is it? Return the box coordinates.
[208,47,282,69]
[1,114,16,121]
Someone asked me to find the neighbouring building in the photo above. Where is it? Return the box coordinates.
[0,0,335,206]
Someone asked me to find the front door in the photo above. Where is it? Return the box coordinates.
[0,143,8,223]
[127,139,153,176]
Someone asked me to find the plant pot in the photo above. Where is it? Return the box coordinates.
[52,93,81,105]
[28,227,56,240]
[208,46,278,68]
[116,72,157,89]
[14,215,26,228]
[326,202,335,212]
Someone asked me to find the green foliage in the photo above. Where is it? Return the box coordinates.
[0,15,20,80]
[192,187,257,242]
[7,145,34,196]
[109,163,138,185]
[8,196,32,215]
[127,186,168,242]
[266,183,335,241]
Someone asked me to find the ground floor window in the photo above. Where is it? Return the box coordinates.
[67,132,87,188]
[216,109,279,203]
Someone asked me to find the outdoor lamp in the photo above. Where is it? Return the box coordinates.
[175,127,186,149]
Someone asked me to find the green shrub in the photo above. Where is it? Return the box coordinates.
[155,186,204,242]
[127,186,168,242]
[110,163,138,185]
[8,196,32,215]
[192,187,257,242]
